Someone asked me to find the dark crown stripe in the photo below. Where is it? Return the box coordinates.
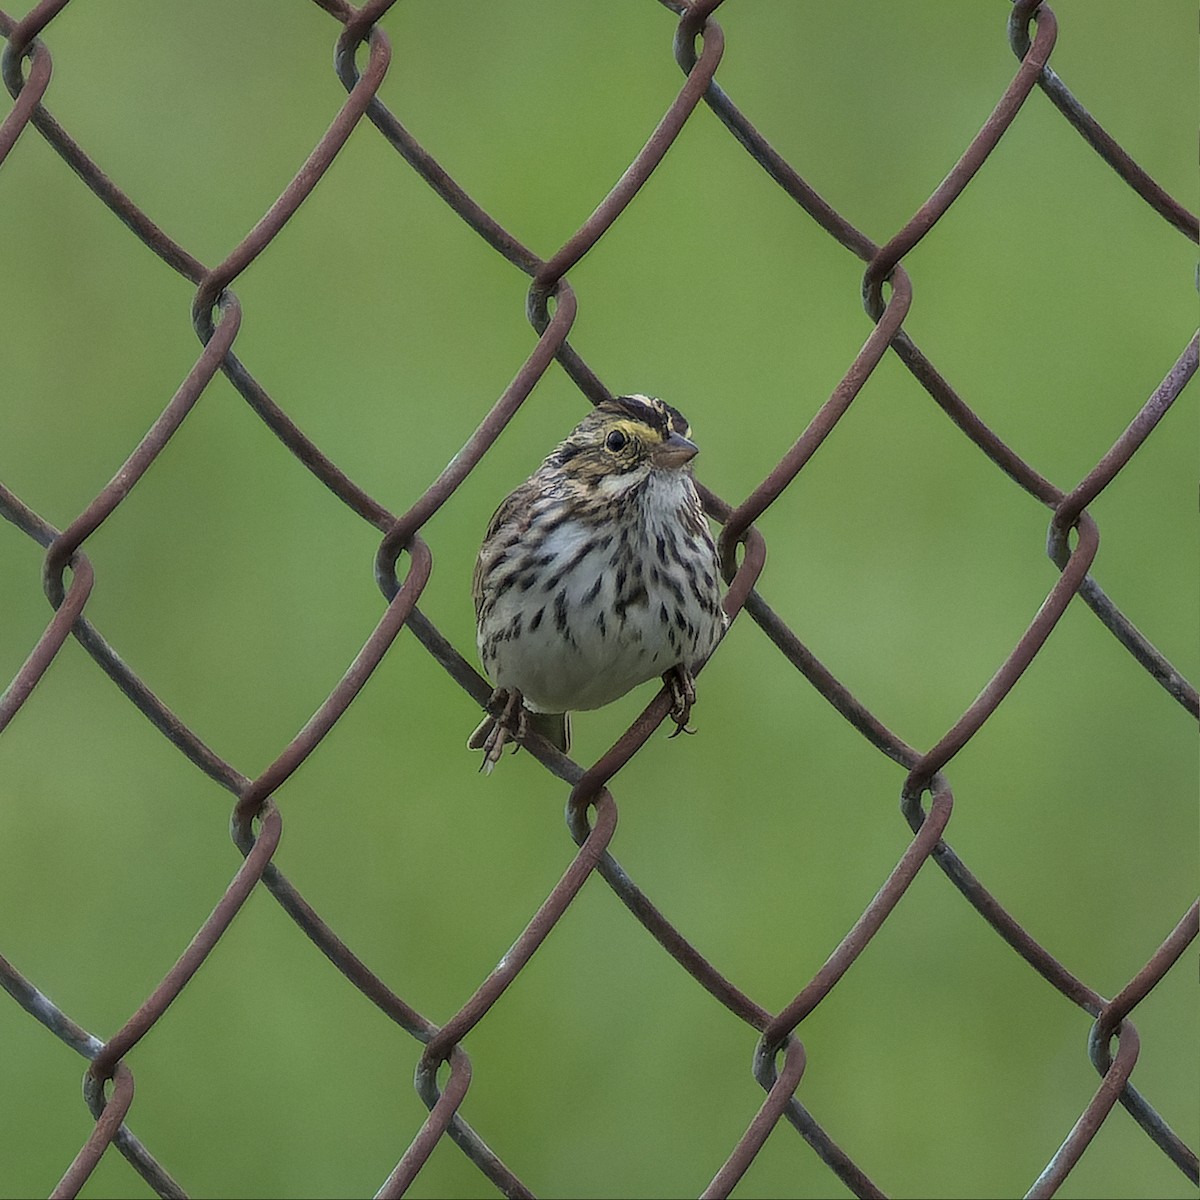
[609,394,689,439]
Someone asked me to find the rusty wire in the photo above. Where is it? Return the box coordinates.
[0,1,1196,1197]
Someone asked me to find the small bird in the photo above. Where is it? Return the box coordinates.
[469,393,727,772]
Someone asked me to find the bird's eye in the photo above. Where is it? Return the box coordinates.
[605,429,628,452]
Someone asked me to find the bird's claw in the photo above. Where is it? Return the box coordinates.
[468,687,528,773]
[663,666,697,738]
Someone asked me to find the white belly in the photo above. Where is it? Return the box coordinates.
[479,475,724,714]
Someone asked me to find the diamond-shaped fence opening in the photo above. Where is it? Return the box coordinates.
[0,2,1195,1198]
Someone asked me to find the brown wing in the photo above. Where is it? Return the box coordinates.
[471,478,539,621]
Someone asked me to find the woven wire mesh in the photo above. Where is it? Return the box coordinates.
[1,1,1196,1197]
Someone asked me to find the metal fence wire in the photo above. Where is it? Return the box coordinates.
[0,1,1196,1197]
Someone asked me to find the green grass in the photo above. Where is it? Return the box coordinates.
[0,3,1195,1198]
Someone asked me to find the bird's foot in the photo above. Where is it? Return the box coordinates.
[467,687,528,773]
[663,665,697,738]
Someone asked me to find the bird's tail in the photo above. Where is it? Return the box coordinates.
[528,710,570,753]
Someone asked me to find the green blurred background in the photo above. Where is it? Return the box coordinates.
[1,2,1195,1197]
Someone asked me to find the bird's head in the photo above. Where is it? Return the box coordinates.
[545,394,699,487]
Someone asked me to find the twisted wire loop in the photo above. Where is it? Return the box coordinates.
[0,0,1194,1196]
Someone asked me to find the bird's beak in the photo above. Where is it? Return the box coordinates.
[652,431,699,469]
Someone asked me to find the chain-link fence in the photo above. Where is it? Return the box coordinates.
[1,1,1195,1197]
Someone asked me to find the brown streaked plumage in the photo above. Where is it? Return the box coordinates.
[469,394,726,772]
